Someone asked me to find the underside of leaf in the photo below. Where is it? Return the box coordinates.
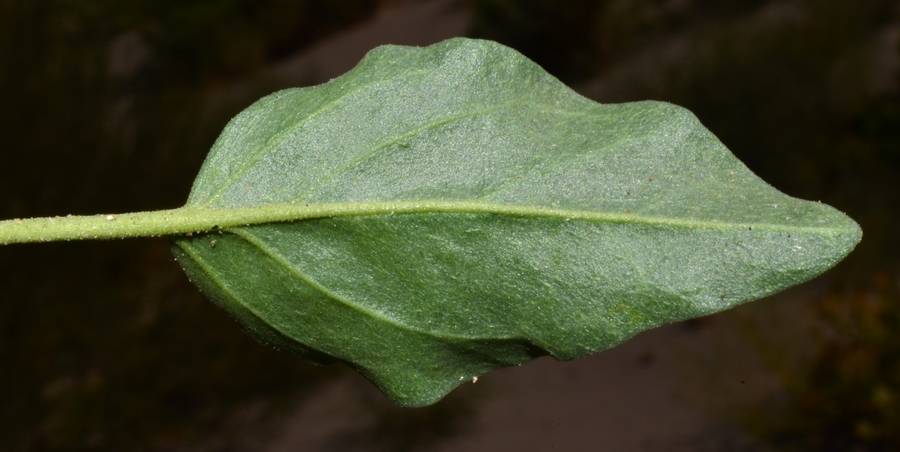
[171,38,860,406]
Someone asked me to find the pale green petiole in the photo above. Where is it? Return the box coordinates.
[0,200,851,245]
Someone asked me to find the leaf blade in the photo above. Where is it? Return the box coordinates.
[172,38,860,406]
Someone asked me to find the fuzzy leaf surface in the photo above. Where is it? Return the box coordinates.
[171,38,860,406]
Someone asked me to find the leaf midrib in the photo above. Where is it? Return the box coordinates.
[196,199,851,235]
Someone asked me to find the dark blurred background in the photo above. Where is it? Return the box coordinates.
[1,0,898,450]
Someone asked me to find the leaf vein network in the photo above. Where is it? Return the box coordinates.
[231,227,492,341]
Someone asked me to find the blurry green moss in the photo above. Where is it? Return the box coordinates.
[748,272,900,451]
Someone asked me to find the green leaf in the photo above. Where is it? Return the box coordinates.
[169,38,860,406]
